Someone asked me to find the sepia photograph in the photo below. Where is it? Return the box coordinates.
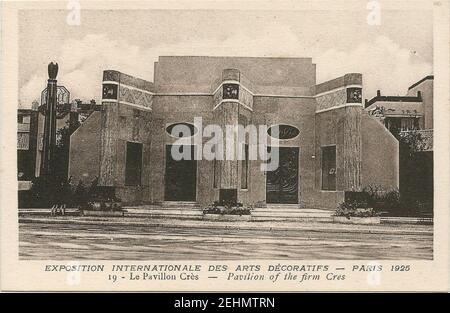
[16,3,436,261]
[1,0,449,293]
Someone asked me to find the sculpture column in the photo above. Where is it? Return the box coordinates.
[40,62,59,177]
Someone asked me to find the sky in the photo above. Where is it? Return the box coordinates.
[18,5,433,108]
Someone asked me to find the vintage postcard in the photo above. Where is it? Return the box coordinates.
[1,0,449,293]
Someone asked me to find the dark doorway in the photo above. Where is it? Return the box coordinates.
[125,142,143,186]
[266,147,299,204]
[321,145,336,191]
[164,145,197,201]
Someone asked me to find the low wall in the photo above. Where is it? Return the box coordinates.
[361,113,399,190]
[68,111,101,185]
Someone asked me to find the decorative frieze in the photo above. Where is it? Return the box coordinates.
[213,84,223,105]
[315,87,363,113]
[102,70,154,111]
[239,86,253,110]
[315,88,347,112]
[119,85,153,110]
[102,82,153,111]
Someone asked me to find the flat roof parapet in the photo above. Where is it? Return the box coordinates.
[315,73,362,95]
[103,70,155,93]
[154,56,316,94]
[366,94,423,107]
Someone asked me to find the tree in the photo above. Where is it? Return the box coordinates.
[395,129,433,215]
[54,120,72,182]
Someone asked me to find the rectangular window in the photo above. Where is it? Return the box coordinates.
[17,133,30,150]
[125,141,143,186]
[321,146,336,191]
[241,144,249,189]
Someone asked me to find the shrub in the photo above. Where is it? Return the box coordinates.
[28,176,73,207]
[26,175,124,211]
[361,186,400,212]
[72,180,88,208]
[77,177,123,211]
[28,176,53,207]
[345,185,432,217]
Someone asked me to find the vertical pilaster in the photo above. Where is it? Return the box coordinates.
[99,71,120,186]
[343,106,362,191]
[213,69,241,202]
[212,69,255,204]
[99,102,119,186]
[217,101,239,189]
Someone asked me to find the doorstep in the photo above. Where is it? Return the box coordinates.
[82,210,125,217]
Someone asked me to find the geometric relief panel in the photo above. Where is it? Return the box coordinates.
[119,85,153,110]
[239,87,253,110]
[316,89,346,111]
[213,86,223,108]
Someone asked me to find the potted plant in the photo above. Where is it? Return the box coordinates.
[333,200,381,225]
[203,201,253,221]
[79,179,125,216]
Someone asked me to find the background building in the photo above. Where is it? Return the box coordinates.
[365,75,433,134]
[17,90,100,199]
[17,101,40,192]
[365,76,434,211]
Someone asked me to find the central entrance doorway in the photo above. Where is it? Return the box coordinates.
[164,145,197,201]
[266,147,299,204]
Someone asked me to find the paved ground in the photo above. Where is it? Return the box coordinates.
[19,218,433,260]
